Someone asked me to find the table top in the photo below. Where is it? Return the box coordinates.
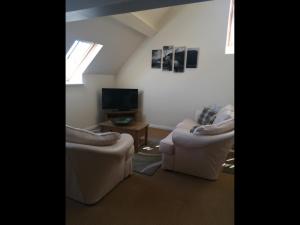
[98,120,149,131]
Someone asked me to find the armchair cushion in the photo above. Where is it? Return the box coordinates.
[198,107,219,125]
[213,104,234,124]
[66,125,120,146]
[193,118,234,135]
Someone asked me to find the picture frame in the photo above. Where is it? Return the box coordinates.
[151,49,162,69]
[186,48,199,68]
[174,47,186,73]
[162,46,174,71]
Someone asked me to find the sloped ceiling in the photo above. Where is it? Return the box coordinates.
[66,16,145,75]
[133,7,171,29]
[66,5,185,75]
[65,0,211,75]
[111,6,172,37]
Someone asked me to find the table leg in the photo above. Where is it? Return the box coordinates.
[145,125,148,145]
[134,131,139,153]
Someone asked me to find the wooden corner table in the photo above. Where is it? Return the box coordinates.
[98,120,149,152]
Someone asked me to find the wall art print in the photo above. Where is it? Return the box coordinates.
[174,47,186,73]
[162,46,174,71]
[186,48,199,68]
[151,49,162,68]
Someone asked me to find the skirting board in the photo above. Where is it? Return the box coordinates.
[149,124,174,131]
[85,123,174,131]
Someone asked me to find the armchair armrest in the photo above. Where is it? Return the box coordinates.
[66,133,134,204]
[172,129,234,149]
[66,133,134,159]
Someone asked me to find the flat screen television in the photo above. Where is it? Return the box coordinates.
[102,88,138,111]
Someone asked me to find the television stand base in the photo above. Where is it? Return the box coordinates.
[111,117,134,125]
[104,110,139,122]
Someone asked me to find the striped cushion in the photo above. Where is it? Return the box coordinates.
[198,107,218,125]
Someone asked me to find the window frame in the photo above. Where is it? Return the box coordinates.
[66,40,103,85]
[225,0,234,54]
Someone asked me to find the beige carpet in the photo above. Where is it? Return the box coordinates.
[66,169,234,225]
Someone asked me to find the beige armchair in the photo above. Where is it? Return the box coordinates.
[161,129,234,180]
[66,125,134,205]
[159,105,234,180]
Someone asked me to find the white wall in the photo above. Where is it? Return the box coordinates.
[66,74,115,128]
[115,0,234,128]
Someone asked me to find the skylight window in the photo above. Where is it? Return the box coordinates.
[225,0,234,54]
[66,40,103,85]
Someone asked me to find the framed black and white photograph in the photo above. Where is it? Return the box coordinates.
[186,48,199,68]
[162,46,174,71]
[151,49,162,68]
[173,47,186,73]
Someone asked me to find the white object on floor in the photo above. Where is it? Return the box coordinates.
[142,146,153,151]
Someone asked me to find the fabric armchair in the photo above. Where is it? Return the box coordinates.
[160,130,234,180]
[160,104,234,180]
[66,126,134,205]
[171,130,234,180]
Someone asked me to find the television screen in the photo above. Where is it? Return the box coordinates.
[102,88,138,111]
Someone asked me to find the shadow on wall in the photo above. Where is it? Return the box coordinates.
[137,90,145,121]
[96,90,104,123]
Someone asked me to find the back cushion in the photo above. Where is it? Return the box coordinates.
[66,125,120,146]
[194,105,221,122]
[213,105,234,124]
[193,118,234,135]
[198,107,219,125]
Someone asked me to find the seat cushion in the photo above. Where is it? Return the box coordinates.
[193,118,234,135]
[176,118,199,130]
[66,125,120,146]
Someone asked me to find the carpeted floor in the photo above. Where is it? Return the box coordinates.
[66,169,234,225]
[133,152,162,176]
[133,139,162,176]
[223,151,235,174]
